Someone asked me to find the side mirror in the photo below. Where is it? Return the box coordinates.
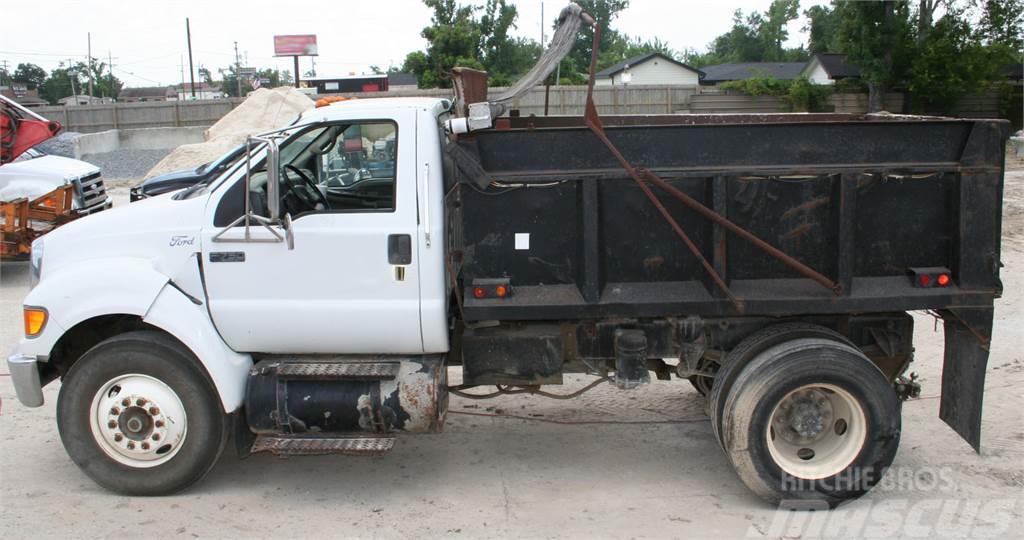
[245,135,281,222]
[265,139,281,221]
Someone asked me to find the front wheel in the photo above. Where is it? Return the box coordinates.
[57,331,228,495]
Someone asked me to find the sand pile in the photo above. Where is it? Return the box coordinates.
[143,87,314,179]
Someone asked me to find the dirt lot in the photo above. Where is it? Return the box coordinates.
[0,164,1022,539]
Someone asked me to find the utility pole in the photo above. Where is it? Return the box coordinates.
[179,56,185,99]
[67,58,78,97]
[185,18,196,99]
[233,41,242,97]
[541,2,545,45]
[87,32,94,98]
[108,51,114,100]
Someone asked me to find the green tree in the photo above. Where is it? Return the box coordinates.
[12,63,47,89]
[401,0,540,88]
[567,0,630,73]
[39,63,85,103]
[805,5,840,54]
[835,1,914,112]
[686,1,808,66]
[977,0,1023,53]
[198,66,214,85]
[760,0,800,61]
[0,66,11,86]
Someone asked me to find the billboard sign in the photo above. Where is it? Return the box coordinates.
[274,35,318,56]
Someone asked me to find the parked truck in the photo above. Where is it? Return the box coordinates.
[5,8,1010,505]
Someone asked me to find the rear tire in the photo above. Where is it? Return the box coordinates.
[720,338,901,506]
[57,331,228,496]
[709,323,853,448]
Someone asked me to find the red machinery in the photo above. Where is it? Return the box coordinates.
[1,94,62,166]
[1,94,74,259]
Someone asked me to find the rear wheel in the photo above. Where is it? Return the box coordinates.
[708,323,853,448]
[720,338,900,506]
[57,331,228,496]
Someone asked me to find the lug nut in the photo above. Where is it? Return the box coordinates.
[114,434,123,442]
[136,398,147,406]
[152,433,161,441]
[109,407,120,416]
[154,420,164,428]
[127,442,135,450]
[121,398,130,407]
[141,442,150,450]
[149,407,160,415]
[107,420,117,429]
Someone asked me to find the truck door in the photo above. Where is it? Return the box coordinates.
[199,113,423,354]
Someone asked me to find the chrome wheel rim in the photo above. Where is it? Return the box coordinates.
[89,374,187,468]
[766,383,866,480]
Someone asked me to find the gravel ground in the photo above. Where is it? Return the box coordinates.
[0,163,1021,539]
[33,132,81,158]
[79,149,172,187]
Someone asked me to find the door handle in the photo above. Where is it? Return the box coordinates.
[388,234,412,265]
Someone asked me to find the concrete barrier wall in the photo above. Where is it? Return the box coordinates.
[33,99,245,133]
[73,127,208,158]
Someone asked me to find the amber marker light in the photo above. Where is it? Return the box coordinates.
[24,307,48,337]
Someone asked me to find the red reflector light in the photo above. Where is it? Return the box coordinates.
[937,274,950,287]
[472,287,487,299]
[918,274,931,287]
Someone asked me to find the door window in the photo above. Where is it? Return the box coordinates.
[215,121,398,225]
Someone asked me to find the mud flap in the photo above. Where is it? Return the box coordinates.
[939,307,993,452]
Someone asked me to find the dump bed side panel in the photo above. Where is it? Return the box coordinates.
[451,116,1007,321]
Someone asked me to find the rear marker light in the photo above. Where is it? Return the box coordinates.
[470,278,513,299]
[908,267,953,289]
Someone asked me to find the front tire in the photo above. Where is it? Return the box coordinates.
[57,331,228,496]
[720,338,901,506]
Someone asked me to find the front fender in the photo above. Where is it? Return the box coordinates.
[143,284,252,411]
[18,257,168,358]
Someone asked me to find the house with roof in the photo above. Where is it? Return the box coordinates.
[595,52,704,86]
[388,72,418,91]
[119,86,176,102]
[58,95,112,106]
[1,85,48,107]
[700,62,808,85]
[174,82,224,100]
[802,54,861,85]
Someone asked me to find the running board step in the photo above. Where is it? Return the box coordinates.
[251,435,395,456]
[275,361,401,380]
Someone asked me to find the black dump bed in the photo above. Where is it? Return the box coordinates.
[448,113,1010,321]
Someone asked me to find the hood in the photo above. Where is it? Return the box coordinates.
[0,155,101,203]
[140,166,204,186]
[1,154,100,180]
[39,190,209,281]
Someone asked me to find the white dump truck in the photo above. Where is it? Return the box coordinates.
[5,6,1009,505]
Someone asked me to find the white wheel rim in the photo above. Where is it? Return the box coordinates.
[766,383,867,480]
[88,374,188,468]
